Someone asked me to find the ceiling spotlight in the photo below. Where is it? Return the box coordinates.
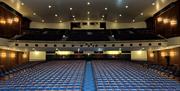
[70,8,73,11]
[140,12,144,16]
[33,12,36,16]
[87,2,91,5]
[21,2,24,6]
[87,11,90,14]
[102,15,105,18]
[105,8,108,10]
[132,19,135,22]
[59,20,62,23]
[48,5,52,8]
[42,20,45,23]
[125,5,129,8]
[72,15,75,18]
[119,14,122,17]
[152,2,155,6]
[55,14,58,17]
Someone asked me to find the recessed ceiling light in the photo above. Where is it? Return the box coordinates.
[140,12,144,16]
[59,20,62,23]
[132,19,135,22]
[55,14,58,17]
[102,15,105,18]
[21,3,24,6]
[119,14,122,17]
[70,8,73,11]
[87,2,91,5]
[125,5,129,8]
[105,8,108,10]
[152,2,155,6]
[42,20,45,23]
[48,5,52,8]
[87,11,90,14]
[72,15,75,18]
[33,12,36,16]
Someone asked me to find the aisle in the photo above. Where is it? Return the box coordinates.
[83,61,96,91]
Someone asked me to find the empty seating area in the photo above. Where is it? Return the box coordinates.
[14,29,163,41]
[110,29,163,40]
[66,30,110,41]
[0,61,85,90]
[0,62,42,79]
[0,60,179,90]
[92,61,180,91]
[142,63,180,80]
[16,29,66,41]
[1,0,180,91]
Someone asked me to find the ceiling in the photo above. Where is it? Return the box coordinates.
[1,0,177,23]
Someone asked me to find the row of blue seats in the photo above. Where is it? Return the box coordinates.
[0,62,42,79]
[0,61,85,90]
[143,63,180,80]
[92,61,180,91]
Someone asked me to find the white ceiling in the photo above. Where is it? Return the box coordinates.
[1,0,177,23]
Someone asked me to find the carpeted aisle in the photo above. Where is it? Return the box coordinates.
[83,61,96,91]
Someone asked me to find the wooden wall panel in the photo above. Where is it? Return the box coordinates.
[0,49,8,68]
[0,49,29,69]
[147,47,180,68]
[146,0,180,38]
[0,2,31,38]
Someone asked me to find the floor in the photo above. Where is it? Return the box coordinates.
[83,61,96,91]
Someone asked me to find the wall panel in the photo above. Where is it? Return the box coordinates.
[0,49,29,69]
[147,47,180,68]
[0,2,31,38]
[146,1,180,38]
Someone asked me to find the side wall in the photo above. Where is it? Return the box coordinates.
[0,49,29,69]
[131,51,147,61]
[29,51,46,61]
[0,2,31,38]
[147,47,180,68]
[146,0,180,38]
